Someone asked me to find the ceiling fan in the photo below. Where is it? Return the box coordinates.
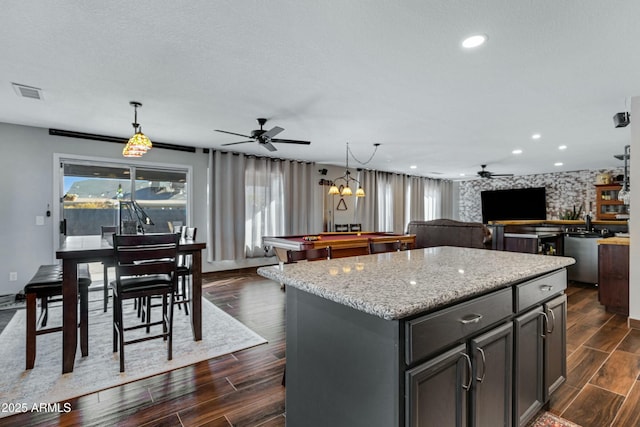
[215,118,311,152]
[477,164,514,179]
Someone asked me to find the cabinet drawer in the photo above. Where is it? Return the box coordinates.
[406,288,512,365]
[514,269,567,313]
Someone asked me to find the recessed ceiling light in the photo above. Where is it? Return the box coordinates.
[462,34,487,49]
[512,149,523,155]
[459,173,466,177]
[558,145,567,150]
[554,162,563,167]
[532,133,541,140]
[410,165,417,169]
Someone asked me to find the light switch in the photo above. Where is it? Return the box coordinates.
[36,216,45,226]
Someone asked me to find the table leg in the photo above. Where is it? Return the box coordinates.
[62,259,78,373]
[191,250,202,341]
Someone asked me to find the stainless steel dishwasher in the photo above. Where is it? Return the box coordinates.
[564,232,600,284]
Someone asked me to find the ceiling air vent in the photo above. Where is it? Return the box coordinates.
[12,83,43,100]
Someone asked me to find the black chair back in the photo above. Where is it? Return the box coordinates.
[335,224,349,232]
[113,234,179,293]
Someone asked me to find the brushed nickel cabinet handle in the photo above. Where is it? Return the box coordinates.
[476,347,486,383]
[462,353,473,391]
[547,307,556,334]
[540,285,553,292]
[460,313,483,324]
[540,312,549,338]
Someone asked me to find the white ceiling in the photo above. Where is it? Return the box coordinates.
[0,1,637,179]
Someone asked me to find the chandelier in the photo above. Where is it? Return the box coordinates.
[328,143,379,197]
[122,101,152,158]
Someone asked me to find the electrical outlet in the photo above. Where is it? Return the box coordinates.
[9,272,17,281]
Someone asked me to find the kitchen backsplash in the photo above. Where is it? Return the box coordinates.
[459,167,625,223]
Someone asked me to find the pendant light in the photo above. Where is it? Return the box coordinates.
[328,143,372,198]
[123,101,152,157]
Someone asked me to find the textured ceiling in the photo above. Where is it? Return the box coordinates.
[0,1,638,179]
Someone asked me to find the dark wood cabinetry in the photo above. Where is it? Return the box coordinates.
[406,323,514,427]
[513,294,568,426]
[598,242,629,315]
[514,307,545,425]
[406,344,468,427]
[470,323,513,427]
[503,233,563,256]
[544,295,567,399]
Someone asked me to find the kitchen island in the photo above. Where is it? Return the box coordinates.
[258,246,575,427]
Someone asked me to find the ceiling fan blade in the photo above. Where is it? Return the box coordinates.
[491,173,514,177]
[271,138,311,145]
[261,141,278,152]
[214,129,253,138]
[262,126,284,139]
[220,141,254,146]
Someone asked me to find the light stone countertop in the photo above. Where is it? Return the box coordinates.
[257,246,575,320]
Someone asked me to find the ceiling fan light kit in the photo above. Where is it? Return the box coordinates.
[477,164,514,179]
[215,118,311,152]
[122,101,152,158]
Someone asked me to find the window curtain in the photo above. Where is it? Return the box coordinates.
[244,156,285,258]
[407,175,455,222]
[208,151,317,261]
[208,150,246,262]
[354,169,377,231]
[283,160,317,235]
[438,179,454,219]
[376,171,407,234]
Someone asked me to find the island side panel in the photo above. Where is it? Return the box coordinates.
[286,286,402,427]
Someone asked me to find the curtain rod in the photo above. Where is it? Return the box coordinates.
[211,148,313,165]
[49,128,198,153]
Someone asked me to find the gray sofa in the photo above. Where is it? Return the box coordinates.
[406,219,491,249]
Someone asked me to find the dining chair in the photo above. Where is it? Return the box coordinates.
[100,225,118,312]
[349,223,362,232]
[111,233,179,372]
[335,224,349,232]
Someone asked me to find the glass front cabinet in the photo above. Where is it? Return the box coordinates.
[595,184,628,220]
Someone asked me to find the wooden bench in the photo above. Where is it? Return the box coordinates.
[24,264,91,369]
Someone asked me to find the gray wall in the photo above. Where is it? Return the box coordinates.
[0,122,209,295]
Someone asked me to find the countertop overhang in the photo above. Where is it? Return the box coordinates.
[257,246,575,321]
[597,236,630,245]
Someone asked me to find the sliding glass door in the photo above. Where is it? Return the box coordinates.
[60,160,188,237]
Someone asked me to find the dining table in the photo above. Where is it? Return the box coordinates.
[56,234,207,374]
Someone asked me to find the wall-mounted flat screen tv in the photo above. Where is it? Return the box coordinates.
[481,187,547,223]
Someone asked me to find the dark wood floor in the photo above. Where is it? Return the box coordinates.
[549,283,640,427]
[1,273,639,426]
[0,269,286,427]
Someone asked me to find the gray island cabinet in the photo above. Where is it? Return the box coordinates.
[258,246,574,427]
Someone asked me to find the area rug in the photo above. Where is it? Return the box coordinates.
[0,298,267,418]
[527,411,582,427]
